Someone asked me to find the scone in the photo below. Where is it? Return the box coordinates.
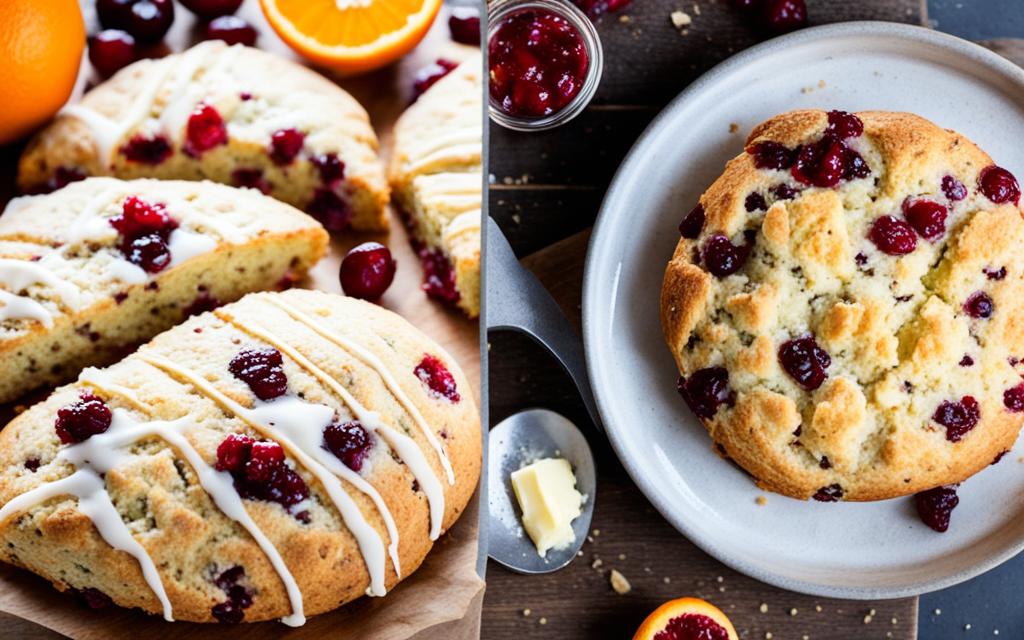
[18,41,389,233]
[0,177,327,404]
[0,289,481,624]
[661,110,1024,502]
[390,54,482,318]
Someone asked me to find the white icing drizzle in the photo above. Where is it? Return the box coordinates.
[0,259,82,311]
[167,228,217,267]
[0,290,53,328]
[139,355,390,598]
[264,297,457,487]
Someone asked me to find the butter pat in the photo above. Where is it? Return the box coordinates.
[511,458,583,557]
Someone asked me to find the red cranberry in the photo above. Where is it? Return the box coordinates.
[24,458,40,472]
[964,291,994,319]
[420,248,460,304]
[210,565,253,622]
[652,613,731,640]
[96,0,136,29]
[915,485,959,532]
[978,165,1021,205]
[701,233,753,278]
[216,434,309,516]
[1004,383,1024,412]
[759,0,807,35]
[942,175,967,201]
[184,104,228,157]
[201,15,257,46]
[119,133,172,164]
[179,0,243,19]
[959,355,974,367]
[678,204,705,239]
[412,58,458,101]
[903,198,947,241]
[993,450,1009,465]
[55,393,112,444]
[868,215,917,255]
[183,289,222,317]
[339,242,396,301]
[268,128,304,165]
[229,347,288,400]
[812,484,843,502]
[231,168,270,194]
[677,367,734,419]
[216,434,254,473]
[771,183,799,201]
[933,396,980,442]
[245,441,286,483]
[778,334,831,391]
[448,7,480,45]
[307,189,351,233]
[323,421,373,472]
[416,355,460,403]
[984,266,1007,280]
[792,138,845,187]
[745,193,767,212]
[826,110,863,139]
[819,456,832,470]
[89,30,137,77]
[311,153,345,184]
[111,195,177,238]
[25,166,88,195]
[747,141,795,170]
[842,148,870,180]
[73,587,114,610]
[126,0,175,44]
[126,234,172,273]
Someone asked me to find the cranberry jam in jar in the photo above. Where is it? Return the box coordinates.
[488,0,603,131]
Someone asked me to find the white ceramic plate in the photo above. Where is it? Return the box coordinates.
[582,22,1024,599]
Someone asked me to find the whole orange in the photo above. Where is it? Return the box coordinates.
[0,0,86,145]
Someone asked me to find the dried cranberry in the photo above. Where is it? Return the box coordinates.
[842,148,870,180]
[216,434,254,473]
[412,58,459,101]
[73,587,114,610]
[245,441,285,483]
[915,485,959,532]
[126,234,172,273]
[984,266,1007,281]
[778,334,831,391]
[978,165,1021,205]
[24,458,40,472]
[183,289,222,317]
[201,15,257,47]
[812,484,843,502]
[212,601,244,623]
[1004,383,1024,412]
[89,29,137,77]
[942,175,967,201]
[759,0,807,35]
[701,233,752,278]
[229,347,288,400]
[963,291,994,319]
[933,396,980,442]
[216,434,309,517]
[415,354,460,403]
[747,141,795,170]
[323,421,373,472]
[868,215,917,255]
[652,613,731,640]
[339,242,396,301]
[677,367,734,419]
[311,153,345,184]
[678,204,705,238]
[306,189,351,233]
[745,192,767,212]
[448,7,480,45]
[184,104,228,157]
[119,133,172,164]
[771,183,799,201]
[819,456,832,470]
[210,565,254,624]
[231,168,270,194]
[826,110,863,139]
[268,128,305,166]
[25,166,88,195]
[55,393,112,444]
[903,198,947,241]
[959,355,974,367]
[420,247,460,304]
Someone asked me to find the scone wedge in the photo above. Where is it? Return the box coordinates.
[0,177,327,404]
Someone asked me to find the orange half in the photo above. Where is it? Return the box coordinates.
[633,597,739,640]
[260,0,443,74]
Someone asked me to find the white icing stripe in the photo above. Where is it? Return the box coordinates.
[265,297,457,486]
[0,259,82,311]
[167,228,217,267]
[0,290,53,328]
[140,355,389,598]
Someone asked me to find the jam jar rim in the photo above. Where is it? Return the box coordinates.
[487,0,604,132]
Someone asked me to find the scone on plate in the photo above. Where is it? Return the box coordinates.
[390,54,482,318]
[0,177,327,404]
[0,289,481,624]
[661,110,1024,502]
[17,41,389,234]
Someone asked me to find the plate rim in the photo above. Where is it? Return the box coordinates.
[580,20,1024,600]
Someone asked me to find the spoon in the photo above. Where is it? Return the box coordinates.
[487,409,597,574]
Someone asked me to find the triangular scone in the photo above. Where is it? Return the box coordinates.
[390,54,482,318]
[17,41,388,233]
[0,177,328,404]
[0,289,480,624]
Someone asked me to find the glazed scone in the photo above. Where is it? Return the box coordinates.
[0,177,328,404]
[0,289,481,624]
[661,110,1024,502]
[18,41,389,233]
[390,54,482,318]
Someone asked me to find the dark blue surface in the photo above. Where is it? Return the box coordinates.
[918,6,1023,639]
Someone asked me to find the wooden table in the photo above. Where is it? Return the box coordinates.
[484,1,933,638]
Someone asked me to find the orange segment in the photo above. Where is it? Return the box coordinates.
[633,597,739,640]
[259,0,443,74]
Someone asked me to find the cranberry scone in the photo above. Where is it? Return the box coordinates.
[661,110,1024,502]
[0,289,481,624]
[17,41,389,233]
[390,54,482,318]
[0,177,328,404]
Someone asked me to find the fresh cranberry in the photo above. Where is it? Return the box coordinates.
[678,204,705,239]
[933,396,980,442]
[25,166,88,195]
[96,0,136,29]
[652,613,731,640]
[416,355,460,403]
[963,291,994,319]
[448,7,480,45]
[959,355,974,367]
[984,266,1007,280]
[759,0,807,35]
[126,0,174,44]
[73,587,114,610]
[826,110,863,139]
[183,289,222,317]
[1004,383,1024,412]
[268,128,304,165]
[745,193,767,212]
[701,233,753,278]
[572,0,632,16]
[778,334,831,391]
[677,367,734,419]
[201,15,257,46]
[55,393,112,444]
[311,153,345,184]
[978,165,1021,205]
[109,195,178,273]
[307,189,350,233]
[792,138,845,187]
[229,347,288,400]
[231,168,270,194]
[89,30,137,77]
[179,0,243,19]
[323,421,373,472]
[868,215,917,255]
[245,441,285,483]
[119,133,172,164]
[412,58,458,101]
[812,484,843,502]
[915,485,959,532]
[747,141,795,170]
[420,248,460,304]
[843,148,870,180]
[184,104,228,157]
[339,242,396,301]
[942,175,967,201]
[215,434,310,517]
[771,183,799,200]
[903,198,947,241]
